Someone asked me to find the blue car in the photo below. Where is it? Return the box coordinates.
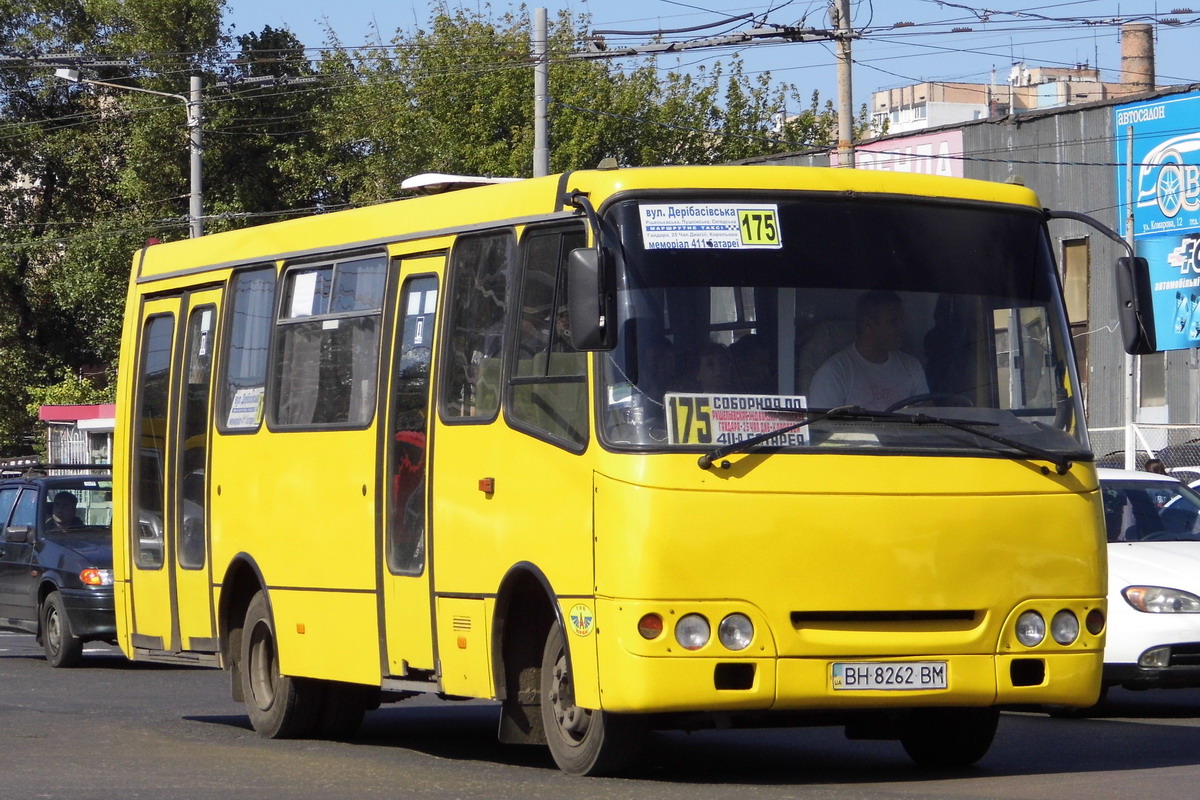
[0,466,115,667]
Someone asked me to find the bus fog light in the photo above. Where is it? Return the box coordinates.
[1085,608,1105,635]
[637,613,664,640]
[1139,647,1171,668]
[1015,610,1045,646]
[717,614,753,651]
[1051,610,1079,645]
[674,614,710,651]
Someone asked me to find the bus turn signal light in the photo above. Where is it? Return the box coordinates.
[637,613,663,639]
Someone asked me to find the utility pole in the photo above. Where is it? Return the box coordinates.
[831,0,855,167]
[188,75,204,237]
[56,68,204,237]
[533,7,550,177]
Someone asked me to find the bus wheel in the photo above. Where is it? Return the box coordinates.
[40,591,83,668]
[539,624,644,776]
[240,591,320,739]
[899,707,999,767]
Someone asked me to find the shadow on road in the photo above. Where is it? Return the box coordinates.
[181,687,1200,784]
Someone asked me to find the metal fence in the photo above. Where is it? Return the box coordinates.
[1090,424,1200,481]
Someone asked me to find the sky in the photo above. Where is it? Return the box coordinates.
[220,1,1199,110]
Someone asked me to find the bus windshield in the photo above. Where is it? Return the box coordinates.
[599,193,1088,458]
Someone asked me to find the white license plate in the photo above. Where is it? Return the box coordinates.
[831,661,948,690]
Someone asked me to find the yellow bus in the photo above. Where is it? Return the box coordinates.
[113,165,1109,775]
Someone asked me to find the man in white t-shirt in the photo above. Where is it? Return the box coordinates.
[808,290,928,411]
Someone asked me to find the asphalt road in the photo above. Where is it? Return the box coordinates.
[4,631,1200,800]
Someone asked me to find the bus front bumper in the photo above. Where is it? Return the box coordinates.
[594,650,1105,713]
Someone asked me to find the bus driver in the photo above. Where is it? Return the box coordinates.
[808,290,928,411]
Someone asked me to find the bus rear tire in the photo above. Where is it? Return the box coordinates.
[540,624,644,776]
[316,681,369,740]
[899,707,999,767]
[240,591,320,739]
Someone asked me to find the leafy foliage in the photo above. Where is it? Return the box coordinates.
[0,1,855,455]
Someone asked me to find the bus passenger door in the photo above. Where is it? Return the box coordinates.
[171,289,221,650]
[127,297,180,650]
[127,290,221,654]
[380,265,440,675]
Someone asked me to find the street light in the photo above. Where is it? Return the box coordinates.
[55,67,204,238]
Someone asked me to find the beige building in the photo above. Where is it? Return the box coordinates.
[870,23,1159,134]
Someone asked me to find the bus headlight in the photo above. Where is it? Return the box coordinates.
[1050,610,1079,645]
[674,614,710,650]
[1015,610,1045,646]
[717,614,754,651]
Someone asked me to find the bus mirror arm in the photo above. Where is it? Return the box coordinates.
[565,191,617,351]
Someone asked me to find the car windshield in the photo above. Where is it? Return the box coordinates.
[598,193,1088,460]
[1102,478,1200,542]
[42,479,113,532]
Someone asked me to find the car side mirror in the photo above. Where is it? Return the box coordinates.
[5,525,32,544]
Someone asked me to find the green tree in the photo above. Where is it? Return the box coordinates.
[0,0,223,455]
[313,5,845,202]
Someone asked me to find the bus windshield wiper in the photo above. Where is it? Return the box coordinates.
[697,405,871,470]
[697,406,1074,475]
[904,411,1073,475]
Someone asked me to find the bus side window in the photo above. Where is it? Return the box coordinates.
[439,231,513,421]
[134,314,175,569]
[273,254,387,427]
[219,266,276,432]
[507,226,587,448]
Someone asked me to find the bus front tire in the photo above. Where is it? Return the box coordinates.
[899,707,999,767]
[240,591,320,739]
[539,624,644,776]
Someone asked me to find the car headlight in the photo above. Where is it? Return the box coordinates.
[1015,610,1046,646]
[717,614,754,651]
[80,568,113,587]
[1123,585,1200,613]
[674,614,710,650]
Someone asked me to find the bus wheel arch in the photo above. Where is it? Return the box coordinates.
[493,564,558,745]
[218,555,267,703]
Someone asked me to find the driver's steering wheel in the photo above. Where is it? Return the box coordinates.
[883,393,974,413]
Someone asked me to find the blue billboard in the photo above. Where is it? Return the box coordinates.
[1114,91,1200,351]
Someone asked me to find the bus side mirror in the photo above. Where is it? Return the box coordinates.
[567,247,617,351]
[1115,256,1158,354]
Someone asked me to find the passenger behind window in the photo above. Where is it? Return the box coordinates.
[686,341,735,393]
[730,333,773,394]
[808,290,927,410]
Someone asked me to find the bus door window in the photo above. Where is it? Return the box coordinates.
[177,305,215,570]
[507,227,588,448]
[388,276,437,575]
[439,232,513,420]
[134,314,175,569]
[272,254,387,427]
[993,306,1059,410]
[219,266,276,432]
